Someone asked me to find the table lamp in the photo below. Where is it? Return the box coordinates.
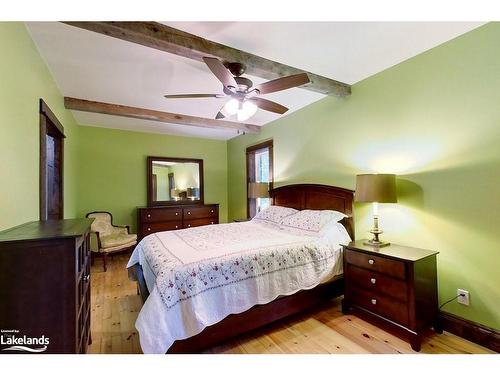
[248,182,270,213]
[355,174,397,247]
[248,182,270,199]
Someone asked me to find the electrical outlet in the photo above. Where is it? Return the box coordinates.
[457,289,470,306]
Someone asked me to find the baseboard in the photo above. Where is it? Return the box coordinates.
[439,311,499,353]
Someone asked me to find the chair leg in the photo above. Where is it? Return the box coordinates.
[90,252,95,266]
[103,253,108,272]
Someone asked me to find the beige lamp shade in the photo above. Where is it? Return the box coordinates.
[248,182,270,198]
[355,174,397,203]
[170,188,180,198]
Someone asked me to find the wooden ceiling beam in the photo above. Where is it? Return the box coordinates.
[62,22,351,97]
[64,97,260,134]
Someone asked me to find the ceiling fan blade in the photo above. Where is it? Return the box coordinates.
[164,94,225,99]
[249,97,288,114]
[203,57,238,90]
[254,73,310,95]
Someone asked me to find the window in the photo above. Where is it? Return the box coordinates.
[246,140,273,218]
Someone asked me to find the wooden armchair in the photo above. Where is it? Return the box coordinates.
[85,211,137,271]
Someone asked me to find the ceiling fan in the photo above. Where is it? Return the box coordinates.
[164,57,310,122]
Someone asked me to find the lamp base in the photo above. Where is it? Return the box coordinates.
[363,239,390,248]
[365,214,390,247]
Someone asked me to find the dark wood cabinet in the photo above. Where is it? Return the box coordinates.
[0,219,93,354]
[137,204,219,240]
[341,240,439,351]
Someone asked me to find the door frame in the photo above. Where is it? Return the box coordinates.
[39,99,65,221]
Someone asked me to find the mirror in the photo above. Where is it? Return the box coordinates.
[147,156,204,206]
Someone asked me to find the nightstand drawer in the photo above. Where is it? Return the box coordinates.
[345,249,406,279]
[346,264,408,302]
[350,287,409,326]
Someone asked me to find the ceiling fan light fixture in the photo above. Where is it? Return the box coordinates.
[223,98,239,116]
[237,101,258,122]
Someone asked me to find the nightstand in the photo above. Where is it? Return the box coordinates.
[341,240,440,351]
[233,218,250,222]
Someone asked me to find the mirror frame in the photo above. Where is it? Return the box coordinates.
[147,156,204,207]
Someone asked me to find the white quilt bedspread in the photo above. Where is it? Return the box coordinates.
[127,221,348,353]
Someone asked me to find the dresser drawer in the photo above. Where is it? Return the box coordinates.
[183,206,218,219]
[346,264,408,302]
[345,249,406,279]
[184,218,218,228]
[141,208,182,223]
[141,221,182,236]
[350,287,409,326]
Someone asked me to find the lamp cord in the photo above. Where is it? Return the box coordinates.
[439,293,465,309]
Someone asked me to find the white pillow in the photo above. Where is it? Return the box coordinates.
[279,209,347,233]
[319,221,352,247]
[252,205,298,225]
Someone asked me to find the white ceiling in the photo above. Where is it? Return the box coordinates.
[26,22,483,140]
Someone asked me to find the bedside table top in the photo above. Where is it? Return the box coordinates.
[343,240,439,262]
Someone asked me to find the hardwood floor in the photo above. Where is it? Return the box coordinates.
[88,253,493,354]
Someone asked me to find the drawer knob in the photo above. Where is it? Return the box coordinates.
[147,214,151,218]
[210,210,214,213]
[370,278,376,284]
[187,224,191,227]
[188,211,191,215]
[211,221,214,224]
[147,227,151,231]
[175,225,178,229]
[368,259,375,265]
[371,299,377,305]
[175,212,178,216]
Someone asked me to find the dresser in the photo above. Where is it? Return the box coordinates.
[341,240,439,351]
[137,204,219,240]
[0,219,93,354]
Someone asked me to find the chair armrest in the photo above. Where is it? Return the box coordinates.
[113,225,131,234]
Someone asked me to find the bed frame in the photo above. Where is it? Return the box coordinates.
[130,183,354,353]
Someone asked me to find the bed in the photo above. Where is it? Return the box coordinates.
[127,184,354,353]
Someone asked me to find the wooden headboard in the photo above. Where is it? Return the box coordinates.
[270,184,355,240]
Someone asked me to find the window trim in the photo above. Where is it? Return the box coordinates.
[246,139,273,219]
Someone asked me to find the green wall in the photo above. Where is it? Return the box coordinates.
[227,23,500,329]
[77,126,228,232]
[0,22,80,231]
